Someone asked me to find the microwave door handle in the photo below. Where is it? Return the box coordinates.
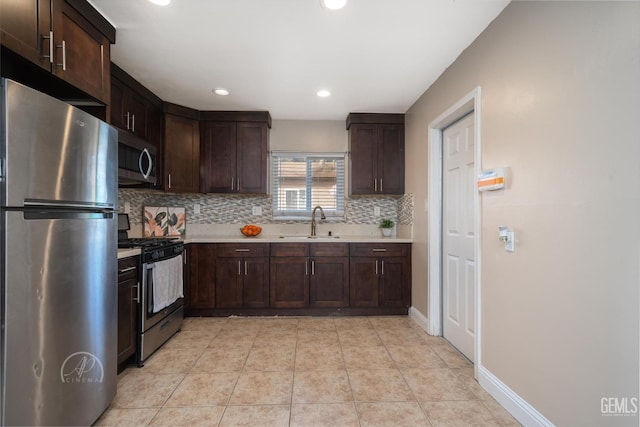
[139,148,153,180]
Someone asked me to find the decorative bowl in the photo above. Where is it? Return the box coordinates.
[241,224,262,237]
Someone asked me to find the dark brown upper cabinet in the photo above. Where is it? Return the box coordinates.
[110,63,162,142]
[163,103,200,193]
[347,113,405,195]
[0,0,115,104]
[200,111,271,194]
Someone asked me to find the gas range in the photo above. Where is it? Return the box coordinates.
[118,237,184,263]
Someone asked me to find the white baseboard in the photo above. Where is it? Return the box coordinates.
[409,306,432,334]
[478,365,554,427]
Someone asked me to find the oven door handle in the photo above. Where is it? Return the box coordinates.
[143,262,156,313]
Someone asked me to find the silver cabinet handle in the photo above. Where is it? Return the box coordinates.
[231,177,234,191]
[168,173,172,189]
[381,260,385,275]
[311,260,315,276]
[380,178,383,192]
[235,249,250,252]
[139,148,153,180]
[372,248,387,252]
[118,266,136,273]
[125,112,130,130]
[374,179,377,192]
[237,177,240,192]
[244,261,248,276]
[42,31,54,63]
[375,260,378,276]
[238,260,241,275]
[305,260,308,276]
[132,282,140,303]
[183,250,187,265]
[56,40,66,70]
[131,114,136,133]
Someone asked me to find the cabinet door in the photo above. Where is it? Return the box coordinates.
[127,90,150,139]
[110,76,127,129]
[349,257,379,307]
[310,257,349,308]
[188,244,216,309]
[349,124,378,194]
[270,257,308,308]
[243,257,269,308]
[237,122,268,194]
[52,0,110,103]
[216,257,243,308]
[378,257,408,308]
[378,124,405,194]
[200,121,236,193]
[117,257,137,365]
[0,0,52,70]
[164,114,200,193]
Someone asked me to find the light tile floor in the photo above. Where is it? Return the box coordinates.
[96,316,520,426]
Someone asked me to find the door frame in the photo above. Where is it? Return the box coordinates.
[427,87,482,372]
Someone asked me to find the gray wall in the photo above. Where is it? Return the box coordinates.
[405,1,640,425]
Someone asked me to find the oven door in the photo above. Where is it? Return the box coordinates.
[140,255,184,333]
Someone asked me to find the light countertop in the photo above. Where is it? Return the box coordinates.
[182,234,412,244]
[117,248,141,259]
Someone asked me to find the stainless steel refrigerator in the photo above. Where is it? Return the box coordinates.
[0,79,117,425]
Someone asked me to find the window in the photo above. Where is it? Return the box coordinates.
[272,153,345,218]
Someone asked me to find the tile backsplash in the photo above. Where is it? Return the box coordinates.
[119,189,413,227]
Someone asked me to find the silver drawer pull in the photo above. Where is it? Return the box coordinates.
[235,249,250,252]
[118,266,136,273]
[372,248,387,252]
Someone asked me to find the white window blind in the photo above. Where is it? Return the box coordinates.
[272,153,345,217]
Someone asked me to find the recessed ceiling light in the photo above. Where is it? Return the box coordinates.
[148,0,170,5]
[213,88,229,96]
[316,90,331,97]
[320,0,347,10]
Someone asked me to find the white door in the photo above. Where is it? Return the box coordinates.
[442,113,476,362]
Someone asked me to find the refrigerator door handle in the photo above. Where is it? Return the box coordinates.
[139,148,153,180]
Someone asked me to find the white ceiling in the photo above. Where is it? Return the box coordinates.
[89,0,509,120]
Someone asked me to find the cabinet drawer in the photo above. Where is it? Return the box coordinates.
[271,243,309,257]
[310,242,349,257]
[350,243,408,257]
[117,256,139,281]
[217,243,270,257]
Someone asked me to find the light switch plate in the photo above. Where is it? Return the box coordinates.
[124,201,130,214]
[374,207,381,216]
[194,204,201,214]
[506,231,515,252]
[252,206,262,216]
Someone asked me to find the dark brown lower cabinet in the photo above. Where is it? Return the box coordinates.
[349,243,411,309]
[117,256,138,366]
[270,257,308,308]
[349,258,379,307]
[216,243,269,308]
[188,244,216,309]
[310,257,349,308]
[184,242,409,315]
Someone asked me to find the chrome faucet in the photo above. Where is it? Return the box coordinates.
[310,205,326,237]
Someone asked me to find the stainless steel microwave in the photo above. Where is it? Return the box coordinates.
[118,129,157,185]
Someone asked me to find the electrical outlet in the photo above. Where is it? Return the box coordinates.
[252,206,262,216]
[194,204,201,214]
[124,202,130,214]
[374,206,381,216]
